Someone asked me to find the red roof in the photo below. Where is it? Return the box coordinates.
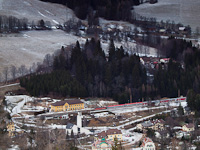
[141,137,153,147]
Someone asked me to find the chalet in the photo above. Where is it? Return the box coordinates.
[182,123,195,132]
[92,138,113,150]
[137,121,153,131]
[141,137,156,150]
[151,119,165,131]
[51,99,84,112]
[137,119,165,131]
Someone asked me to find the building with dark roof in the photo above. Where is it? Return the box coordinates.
[66,123,74,129]
[95,129,122,142]
[51,99,84,112]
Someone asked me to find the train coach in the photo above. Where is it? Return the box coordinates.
[94,97,186,110]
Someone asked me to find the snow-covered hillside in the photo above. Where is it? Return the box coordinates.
[134,0,200,31]
[0,0,78,25]
[0,30,85,73]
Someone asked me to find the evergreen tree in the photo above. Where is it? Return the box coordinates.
[108,39,115,62]
[187,89,196,111]
[177,104,184,117]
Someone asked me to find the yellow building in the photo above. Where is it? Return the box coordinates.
[182,123,195,132]
[106,129,123,141]
[51,99,84,112]
[95,129,123,142]
[7,122,15,137]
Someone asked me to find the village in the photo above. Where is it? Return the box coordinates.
[1,91,198,150]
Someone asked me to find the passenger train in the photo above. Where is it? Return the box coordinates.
[94,97,186,110]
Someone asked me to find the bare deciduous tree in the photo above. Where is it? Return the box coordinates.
[3,67,9,82]
[18,65,27,76]
[10,65,17,80]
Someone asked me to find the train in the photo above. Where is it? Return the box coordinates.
[94,97,186,110]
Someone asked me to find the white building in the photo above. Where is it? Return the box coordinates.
[66,112,91,135]
[141,137,156,150]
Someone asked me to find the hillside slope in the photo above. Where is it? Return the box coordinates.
[0,0,78,25]
[134,0,200,30]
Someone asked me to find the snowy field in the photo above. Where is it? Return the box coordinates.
[0,30,85,73]
[0,0,77,25]
[0,29,157,75]
[134,0,200,31]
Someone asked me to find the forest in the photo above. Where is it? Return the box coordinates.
[40,0,140,20]
[20,39,146,104]
[20,37,200,105]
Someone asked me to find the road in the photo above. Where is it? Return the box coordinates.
[0,83,20,89]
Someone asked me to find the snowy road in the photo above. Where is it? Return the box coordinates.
[0,83,20,89]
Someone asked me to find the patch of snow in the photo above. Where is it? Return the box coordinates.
[52,19,59,24]
[5,95,33,116]
[45,10,54,16]
[38,11,47,18]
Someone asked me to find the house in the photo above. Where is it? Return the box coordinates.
[151,119,165,131]
[107,129,122,141]
[182,123,195,132]
[92,138,113,150]
[7,122,15,137]
[51,99,84,112]
[160,58,170,63]
[137,121,153,131]
[137,119,165,132]
[141,137,156,150]
[95,129,122,142]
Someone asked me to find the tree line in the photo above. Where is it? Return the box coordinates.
[0,14,53,33]
[40,0,141,21]
[0,15,28,33]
